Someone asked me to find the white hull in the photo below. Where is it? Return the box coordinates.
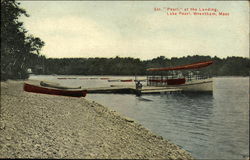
[176,78,213,92]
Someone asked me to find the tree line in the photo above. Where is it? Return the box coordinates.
[32,55,250,77]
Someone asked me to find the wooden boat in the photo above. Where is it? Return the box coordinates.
[40,81,81,89]
[108,79,120,82]
[147,61,214,92]
[120,79,133,82]
[24,80,87,97]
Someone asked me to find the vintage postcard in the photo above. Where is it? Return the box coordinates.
[1,1,249,159]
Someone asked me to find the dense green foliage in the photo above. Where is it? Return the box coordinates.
[33,55,249,76]
[1,0,44,80]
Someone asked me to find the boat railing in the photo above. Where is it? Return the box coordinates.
[147,74,211,86]
[185,74,211,82]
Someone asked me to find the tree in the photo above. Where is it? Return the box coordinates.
[1,0,44,80]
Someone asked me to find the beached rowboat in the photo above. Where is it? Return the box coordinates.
[120,79,133,82]
[23,81,87,97]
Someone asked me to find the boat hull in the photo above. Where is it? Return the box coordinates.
[147,78,213,92]
[176,78,213,92]
[24,83,87,97]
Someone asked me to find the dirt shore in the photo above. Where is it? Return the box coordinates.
[0,80,193,159]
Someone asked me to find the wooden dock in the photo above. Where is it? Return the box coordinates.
[84,85,182,95]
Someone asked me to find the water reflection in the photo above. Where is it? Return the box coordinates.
[145,93,216,159]
[165,93,214,120]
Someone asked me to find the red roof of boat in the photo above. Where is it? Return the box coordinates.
[146,60,213,71]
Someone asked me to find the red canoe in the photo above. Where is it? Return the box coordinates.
[24,82,87,97]
[120,79,133,82]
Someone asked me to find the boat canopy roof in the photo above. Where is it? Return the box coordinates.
[146,60,213,71]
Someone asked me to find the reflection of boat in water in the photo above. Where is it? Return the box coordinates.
[24,80,87,97]
[147,61,213,92]
[137,97,153,101]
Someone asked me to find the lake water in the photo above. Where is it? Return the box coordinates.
[29,75,249,159]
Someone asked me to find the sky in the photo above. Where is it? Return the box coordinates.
[19,1,249,60]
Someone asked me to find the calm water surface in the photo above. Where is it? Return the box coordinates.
[29,76,249,159]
